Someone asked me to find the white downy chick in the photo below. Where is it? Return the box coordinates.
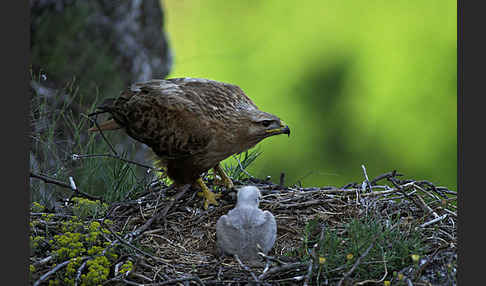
[216,186,277,263]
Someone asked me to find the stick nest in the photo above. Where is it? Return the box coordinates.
[30,171,457,285]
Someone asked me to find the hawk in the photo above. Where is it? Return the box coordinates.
[216,186,277,263]
[88,78,290,208]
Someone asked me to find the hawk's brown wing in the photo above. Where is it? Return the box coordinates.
[105,80,216,159]
[164,78,259,117]
[93,78,259,160]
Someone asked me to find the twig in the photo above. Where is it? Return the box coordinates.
[112,279,144,286]
[114,261,123,277]
[102,223,172,266]
[69,176,77,191]
[29,171,101,201]
[361,164,372,192]
[147,276,206,285]
[337,240,376,286]
[30,172,71,189]
[87,110,108,117]
[127,185,189,240]
[360,187,404,197]
[30,212,74,218]
[435,187,457,195]
[261,260,271,278]
[267,275,306,283]
[414,193,440,219]
[257,252,289,266]
[413,246,446,281]
[131,272,153,282]
[441,208,457,217]
[259,262,308,280]
[356,245,388,285]
[388,177,425,211]
[34,257,87,286]
[370,170,403,185]
[303,258,313,286]
[420,214,448,228]
[32,255,53,267]
[148,234,188,252]
[74,260,88,286]
[279,172,285,187]
[72,153,162,171]
[82,113,118,156]
[277,200,323,209]
[233,154,255,178]
[234,254,259,283]
[414,180,451,199]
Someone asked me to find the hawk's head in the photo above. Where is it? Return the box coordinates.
[242,110,290,146]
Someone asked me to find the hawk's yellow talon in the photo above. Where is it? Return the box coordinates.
[196,178,221,209]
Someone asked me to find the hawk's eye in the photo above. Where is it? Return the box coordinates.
[261,120,272,127]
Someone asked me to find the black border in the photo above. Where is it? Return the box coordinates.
[458,0,482,284]
[1,0,30,284]
[456,0,463,283]
[457,0,464,283]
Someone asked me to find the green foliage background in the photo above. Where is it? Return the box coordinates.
[163,0,457,189]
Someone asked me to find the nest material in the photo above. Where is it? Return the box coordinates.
[102,171,457,285]
[29,170,456,285]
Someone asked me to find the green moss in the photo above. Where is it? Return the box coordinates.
[61,218,84,233]
[48,279,61,286]
[71,197,108,219]
[119,260,133,275]
[31,235,47,253]
[81,256,111,285]
[30,214,120,285]
[32,202,45,212]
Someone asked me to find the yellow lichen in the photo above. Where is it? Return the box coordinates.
[32,202,45,212]
[119,260,133,275]
[30,198,122,285]
[71,197,108,219]
[411,254,420,263]
[82,256,111,284]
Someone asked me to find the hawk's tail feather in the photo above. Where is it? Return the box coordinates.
[88,97,121,132]
[87,97,118,116]
[98,97,117,109]
[87,119,121,132]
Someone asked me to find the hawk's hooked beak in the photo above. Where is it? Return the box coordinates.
[265,121,291,137]
[281,122,291,137]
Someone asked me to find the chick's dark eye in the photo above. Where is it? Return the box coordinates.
[261,120,272,127]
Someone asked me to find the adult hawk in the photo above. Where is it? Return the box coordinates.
[89,78,290,208]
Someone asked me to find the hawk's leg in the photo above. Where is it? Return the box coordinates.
[151,156,169,181]
[196,177,222,209]
[213,163,234,189]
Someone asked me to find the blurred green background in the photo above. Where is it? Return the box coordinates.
[163,0,456,189]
